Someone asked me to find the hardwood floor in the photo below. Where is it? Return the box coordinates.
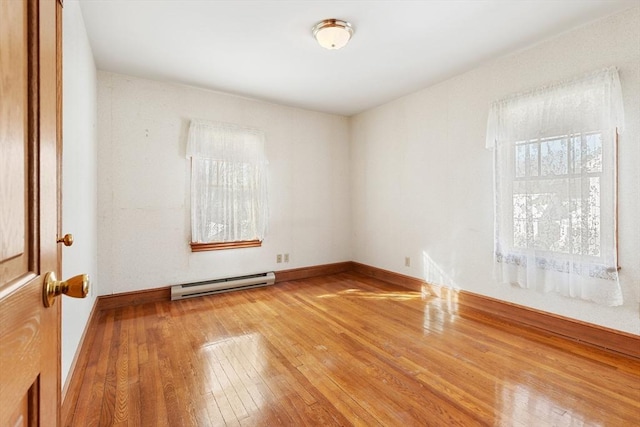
[65,273,640,426]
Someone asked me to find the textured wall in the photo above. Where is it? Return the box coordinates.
[61,0,99,387]
[97,73,351,295]
[350,7,640,334]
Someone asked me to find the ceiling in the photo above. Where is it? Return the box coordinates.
[79,0,637,116]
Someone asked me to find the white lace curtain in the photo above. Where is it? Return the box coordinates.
[187,120,268,244]
[486,68,624,306]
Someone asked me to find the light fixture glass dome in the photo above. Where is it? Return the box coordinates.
[312,19,353,50]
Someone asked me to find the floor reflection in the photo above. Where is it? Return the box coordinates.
[423,284,458,333]
[498,382,603,427]
[200,333,265,419]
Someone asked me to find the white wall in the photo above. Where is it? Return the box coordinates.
[350,7,640,334]
[93,7,638,335]
[62,1,98,387]
[97,73,351,295]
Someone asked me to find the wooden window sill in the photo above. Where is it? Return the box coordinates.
[190,240,262,252]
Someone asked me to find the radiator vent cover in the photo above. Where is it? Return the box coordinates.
[171,271,275,301]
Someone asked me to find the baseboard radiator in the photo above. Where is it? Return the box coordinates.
[171,271,275,301]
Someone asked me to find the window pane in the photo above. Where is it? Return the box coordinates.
[528,191,559,252]
[515,142,540,178]
[515,144,526,178]
[528,143,539,177]
[585,133,602,173]
[513,193,527,248]
[571,136,582,174]
[540,138,568,176]
[511,175,602,257]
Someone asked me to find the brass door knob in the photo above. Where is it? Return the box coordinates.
[57,233,74,246]
[43,271,89,307]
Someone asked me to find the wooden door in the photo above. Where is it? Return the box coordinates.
[0,0,62,425]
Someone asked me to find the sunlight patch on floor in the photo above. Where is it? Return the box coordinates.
[317,288,423,301]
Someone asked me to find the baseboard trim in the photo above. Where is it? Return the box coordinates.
[92,262,353,311]
[61,298,100,425]
[97,287,171,311]
[352,262,640,359]
[351,262,424,291]
[456,292,640,359]
[275,261,352,283]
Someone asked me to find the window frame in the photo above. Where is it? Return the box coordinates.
[495,130,619,278]
[190,240,262,252]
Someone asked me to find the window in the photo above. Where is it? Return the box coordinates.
[187,120,268,251]
[511,132,605,257]
[486,68,624,306]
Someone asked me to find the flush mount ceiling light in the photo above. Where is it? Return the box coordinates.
[312,19,354,50]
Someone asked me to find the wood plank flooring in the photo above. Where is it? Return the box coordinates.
[65,273,640,426]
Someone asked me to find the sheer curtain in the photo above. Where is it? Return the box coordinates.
[486,68,624,306]
[187,120,268,244]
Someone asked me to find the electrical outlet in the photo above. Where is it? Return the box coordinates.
[284,253,290,263]
[277,254,282,263]
[405,257,411,267]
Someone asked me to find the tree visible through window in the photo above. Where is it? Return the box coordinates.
[187,120,268,251]
[486,67,624,306]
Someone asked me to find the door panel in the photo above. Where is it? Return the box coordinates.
[0,0,61,425]
[0,0,29,286]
